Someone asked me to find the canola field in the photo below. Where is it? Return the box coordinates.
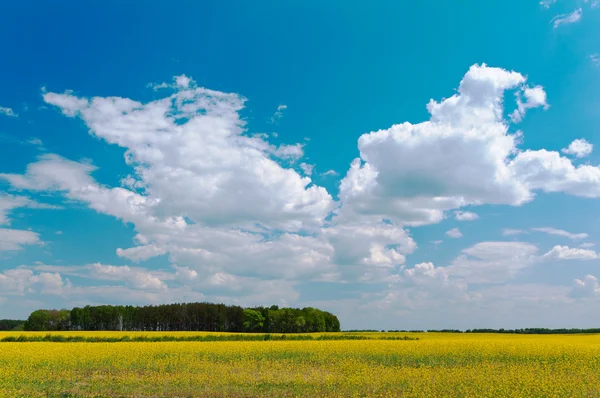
[1,332,600,397]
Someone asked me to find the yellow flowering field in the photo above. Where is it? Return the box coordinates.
[1,332,600,397]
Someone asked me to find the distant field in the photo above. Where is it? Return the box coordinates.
[2,332,600,397]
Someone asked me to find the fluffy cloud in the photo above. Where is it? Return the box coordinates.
[116,245,167,262]
[299,163,314,176]
[510,86,549,123]
[446,228,463,238]
[337,64,598,227]
[543,245,599,260]
[562,138,593,158]
[552,8,583,28]
[0,268,66,295]
[0,228,41,251]
[455,211,478,221]
[39,84,332,232]
[509,149,600,198]
[532,227,588,240]
[87,263,167,290]
[5,65,600,324]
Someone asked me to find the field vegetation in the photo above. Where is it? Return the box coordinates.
[2,331,600,397]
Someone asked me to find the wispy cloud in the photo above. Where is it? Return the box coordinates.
[502,229,527,236]
[0,106,17,117]
[591,54,600,67]
[270,104,288,123]
[321,169,339,177]
[540,0,556,8]
[551,8,582,28]
[532,227,588,240]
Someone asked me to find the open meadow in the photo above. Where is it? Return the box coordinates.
[2,331,600,397]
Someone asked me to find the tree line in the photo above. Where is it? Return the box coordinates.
[23,303,341,333]
[0,319,24,331]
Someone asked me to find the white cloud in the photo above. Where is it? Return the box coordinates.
[447,241,539,284]
[336,64,591,228]
[509,149,600,198]
[22,87,333,232]
[510,85,549,123]
[175,74,193,88]
[455,211,478,221]
[0,228,41,251]
[592,54,600,67]
[88,263,167,290]
[580,242,596,248]
[0,194,60,225]
[299,162,314,176]
[7,66,600,324]
[446,228,463,238]
[552,8,583,28]
[147,74,196,91]
[0,106,17,117]
[540,0,556,9]
[571,275,600,298]
[322,169,339,177]
[0,269,65,296]
[585,0,600,9]
[116,244,167,262]
[271,104,288,123]
[532,227,588,240]
[562,138,593,158]
[543,245,599,260]
[502,228,527,236]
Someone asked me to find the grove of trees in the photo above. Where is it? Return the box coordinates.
[23,302,341,333]
[0,319,24,331]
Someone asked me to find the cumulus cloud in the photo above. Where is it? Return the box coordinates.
[510,85,549,123]
[510,149,600,198]
[299,162,314,176]
[562,138,593,158]
[543,245,599,260]
[455,211,478,221]
[336,64,595,228]
[0,268,65,295]
[22,87,334,232]
[532,227,588,240]
[446,228,463,238]
[551,8,582,28]
[6,65,600,322]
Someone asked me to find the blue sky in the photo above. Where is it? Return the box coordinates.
[1,0,600,329]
